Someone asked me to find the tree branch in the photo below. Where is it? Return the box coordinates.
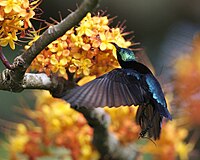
[20,0,100,69]
[0,71,49,91]
[0,0,100,92]
[22,73,53,90]
[77,108,138,160]
[2,71,138,159]
[0,0,138,159]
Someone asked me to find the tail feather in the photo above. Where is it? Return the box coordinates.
[136,105,162,140]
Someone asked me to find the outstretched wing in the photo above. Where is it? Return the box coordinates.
[62,68,145,108]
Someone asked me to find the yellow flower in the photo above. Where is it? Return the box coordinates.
[25,31,40,49]
[76,12,94,37]
[0,33,18,49]
[0,0,21,13]
[105,106,140,144]
[50,55,68,75]
[73,58,93,76]
[82,43,91,51]
[19,8,35,28]
[9,124,29,153]
[176,142,194,160]
[78,75,96,86]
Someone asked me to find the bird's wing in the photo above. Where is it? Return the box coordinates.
[144,74,172,120]
[62,68,145,108]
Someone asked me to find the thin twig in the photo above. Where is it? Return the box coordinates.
[0,47,13,70]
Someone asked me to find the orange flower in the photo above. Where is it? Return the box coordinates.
[0,0,40,49]
[174,35,200,126]
[8,91,99,160]
[28,12,133,79]
[105,106,140,144]
[141,121,190,160]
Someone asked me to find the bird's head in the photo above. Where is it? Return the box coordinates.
[111,42,136,62]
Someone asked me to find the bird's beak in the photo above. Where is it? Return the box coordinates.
[110,42,120,50]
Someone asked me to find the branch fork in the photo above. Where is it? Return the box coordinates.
[0,0,138,159]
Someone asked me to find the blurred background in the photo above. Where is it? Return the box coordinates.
[1,0,200,159]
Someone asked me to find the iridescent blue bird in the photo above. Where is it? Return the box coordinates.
[63,43,172,140]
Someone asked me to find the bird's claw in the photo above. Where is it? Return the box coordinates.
[139,123,153,138]
[139,130,147,138]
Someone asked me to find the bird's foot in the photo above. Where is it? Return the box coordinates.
[138,124,156,146]
[139,123,152,138]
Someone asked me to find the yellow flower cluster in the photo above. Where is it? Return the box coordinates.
[9,124,29,153]
[8,91,99,160]
[105,106,140,144]
[28,13,132,79]
[0,0,40,49]
[7,85,192,160]
[141,121,192,160]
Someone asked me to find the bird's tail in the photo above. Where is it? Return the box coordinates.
[136,104,163,140]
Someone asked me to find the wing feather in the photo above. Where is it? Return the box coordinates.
[117,83,130,105]
[96,79,108,106]
[85,78,103,107]
[66,80,97,107]
[89,78,107,107]
[112,81,123,106]
[122,84,138,105]
[106,77,114,106]
[63,68,145,108]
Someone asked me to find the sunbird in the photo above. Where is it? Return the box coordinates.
[63,43,172,140]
